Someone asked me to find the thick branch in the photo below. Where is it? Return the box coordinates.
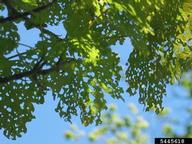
[0,58,82,84]
[0,0,57,23]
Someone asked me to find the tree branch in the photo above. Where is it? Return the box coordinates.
[1,0,65,42]
[0,57,82,84]
[0,0,57,23]
[0,0,74,84]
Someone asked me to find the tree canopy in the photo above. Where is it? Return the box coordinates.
[0,0,192,139]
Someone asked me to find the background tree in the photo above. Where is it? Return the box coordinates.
[65,104,150,144]
[64,101,192,144]
[0,0,192,139]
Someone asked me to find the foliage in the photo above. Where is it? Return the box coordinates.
[181,72,192,97]
[0,0,192,139]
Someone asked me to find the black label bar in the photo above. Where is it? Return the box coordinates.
[155,138,192,144]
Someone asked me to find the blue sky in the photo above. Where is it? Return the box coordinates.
[1,16,192,144]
